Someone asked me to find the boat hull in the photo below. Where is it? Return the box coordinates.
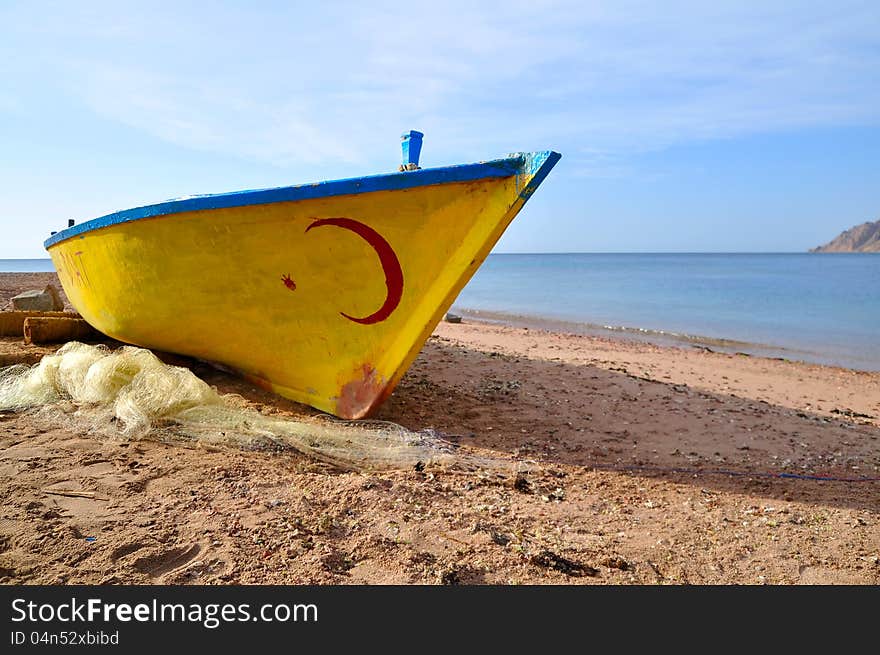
[46,152,560,418]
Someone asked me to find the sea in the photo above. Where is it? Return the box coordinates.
[450,253,879,372]
[2,254,878,371]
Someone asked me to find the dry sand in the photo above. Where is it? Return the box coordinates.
[1,273,878,585]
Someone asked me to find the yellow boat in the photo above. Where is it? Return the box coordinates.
[45,132,561,419]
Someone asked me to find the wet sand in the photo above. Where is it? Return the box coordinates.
[1,273,878,584]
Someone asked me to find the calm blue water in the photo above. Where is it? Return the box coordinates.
[452,253,880,371]
[0,259,55,272]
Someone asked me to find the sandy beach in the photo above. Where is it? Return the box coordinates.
[1,272,878,584]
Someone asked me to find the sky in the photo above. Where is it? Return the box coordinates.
[1,0,878,257]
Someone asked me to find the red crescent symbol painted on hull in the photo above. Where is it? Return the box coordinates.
[306,217,404,325]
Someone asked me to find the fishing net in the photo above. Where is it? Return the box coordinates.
[0,341,498,472]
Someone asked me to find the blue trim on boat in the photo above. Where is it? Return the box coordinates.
[517,151,562,202]
[44,152,560,249]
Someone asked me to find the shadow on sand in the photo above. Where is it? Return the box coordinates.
[365,338,880,514]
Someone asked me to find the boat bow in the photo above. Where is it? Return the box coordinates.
[45,142,561,418]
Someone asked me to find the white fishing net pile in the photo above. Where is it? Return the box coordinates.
[0,342,485,471]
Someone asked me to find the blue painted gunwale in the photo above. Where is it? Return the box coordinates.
[44,151,561,249]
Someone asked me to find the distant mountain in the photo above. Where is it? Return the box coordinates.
[810,219,880,252]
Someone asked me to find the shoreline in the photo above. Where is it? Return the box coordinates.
[451,306,880,373]
[431,317,880,432]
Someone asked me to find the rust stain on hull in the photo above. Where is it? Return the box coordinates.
[335,364,389,419]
